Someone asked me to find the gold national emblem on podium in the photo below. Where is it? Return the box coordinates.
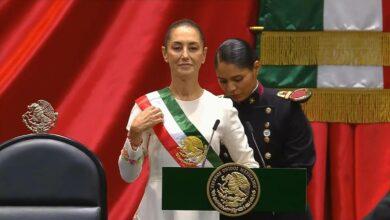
[176,136,206,167]
[207,163,260,217]
[22,100,58,133]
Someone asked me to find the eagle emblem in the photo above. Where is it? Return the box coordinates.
[207,163,260,217]
[176,136,207,167]
[22,100,58,133]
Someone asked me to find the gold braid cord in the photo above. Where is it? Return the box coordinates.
[300,89,390,124]
[260,31,390,66]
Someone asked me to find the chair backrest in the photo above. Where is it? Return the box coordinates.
[0,134,107,220]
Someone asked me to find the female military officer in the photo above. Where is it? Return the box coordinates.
[215,38,315,220]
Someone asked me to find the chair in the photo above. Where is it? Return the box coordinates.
[0,134,107,220]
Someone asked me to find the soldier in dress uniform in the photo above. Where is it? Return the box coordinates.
[214,38,315,220]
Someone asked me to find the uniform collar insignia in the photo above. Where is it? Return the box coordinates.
[234,82,264,106]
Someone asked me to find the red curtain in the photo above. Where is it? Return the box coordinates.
[0,1,388,220]
[308,123,390,220]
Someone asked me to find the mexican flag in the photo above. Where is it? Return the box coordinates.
[259,0,390,89]
[258,0,390,124]
[256,1,390,220]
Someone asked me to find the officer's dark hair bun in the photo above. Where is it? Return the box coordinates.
[214,38,257,70]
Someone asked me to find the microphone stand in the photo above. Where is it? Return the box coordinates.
[201,119,220,168]
[245,121,266,168]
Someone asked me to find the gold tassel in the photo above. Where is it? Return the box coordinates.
[299,89,390,123]
[261,31,390,66]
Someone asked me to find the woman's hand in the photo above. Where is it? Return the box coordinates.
[131,106,164,133]
[128,106,163,149]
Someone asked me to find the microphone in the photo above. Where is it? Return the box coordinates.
[245,121,266,168]
[201,119,220,168]
[213,119,220,131]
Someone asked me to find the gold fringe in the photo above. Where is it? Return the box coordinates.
[261,31,390,66]
[299,89,390,123]
[249,26,264,32]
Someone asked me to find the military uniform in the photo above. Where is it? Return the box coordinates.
[219,82,315,220]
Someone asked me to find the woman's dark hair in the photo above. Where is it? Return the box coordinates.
[214,38,257,70]
[163,19,205,47]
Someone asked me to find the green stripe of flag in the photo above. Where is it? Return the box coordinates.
[259,66,317,88]
[158,88,223,167]
[258,0,324,88]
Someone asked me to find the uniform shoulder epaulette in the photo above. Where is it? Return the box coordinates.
[277,88,312,103]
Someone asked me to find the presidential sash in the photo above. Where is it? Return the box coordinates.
[135,88,223,168]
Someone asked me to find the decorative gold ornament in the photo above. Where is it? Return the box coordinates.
[260,31,390,66]
[207,163,260,217]
[176,136,206,167]
[277,88,312,103]
[249,26,264,32]
[301,88,390,123]
[265,152,272,160]
[22,100,58,133]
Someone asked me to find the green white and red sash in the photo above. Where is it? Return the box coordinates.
[135,87,223,168]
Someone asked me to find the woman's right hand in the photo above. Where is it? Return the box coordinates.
[131,106,164,133]
[128,106,164,149]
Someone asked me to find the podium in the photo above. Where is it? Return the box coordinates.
[162,167,307,214]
